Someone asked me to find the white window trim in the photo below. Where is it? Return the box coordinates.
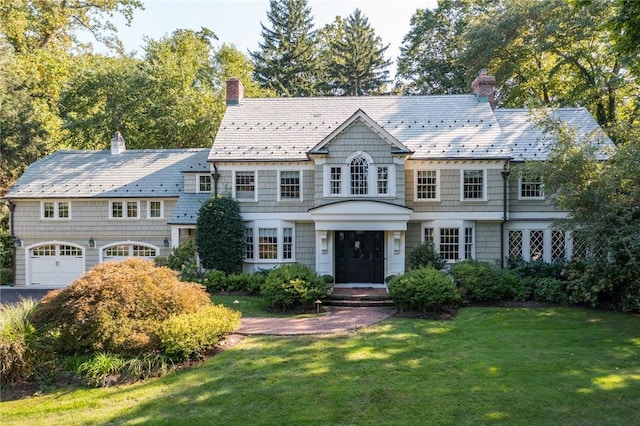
[244,220,296,263]
[414,169,441,202]
[277,170,303,202]
[40,201,71,220]
[323,151,396,198]
[99,241,160,262]
[147,200,164,219]
[518,175,545,200]
[460,169,487,202]
[421,220,475,263]
[233,170,258,202]
[196,174,212,194]
[504,224,573,263]
[109,200,140,220]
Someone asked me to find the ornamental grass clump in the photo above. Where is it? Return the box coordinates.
[29,258,222,357]
[0,298,40,384]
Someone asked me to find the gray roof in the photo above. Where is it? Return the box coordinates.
[210,96,613,162]
[6,149,210,199]
[169,193,211,225]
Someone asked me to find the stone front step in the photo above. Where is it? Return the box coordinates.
[324,286,395,307]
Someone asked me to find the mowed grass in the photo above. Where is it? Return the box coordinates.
[2,307,640,425]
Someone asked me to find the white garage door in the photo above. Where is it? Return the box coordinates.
[29,244,85,287]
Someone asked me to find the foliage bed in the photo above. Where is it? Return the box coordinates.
[387,267,459,312]
[260,263,326,311]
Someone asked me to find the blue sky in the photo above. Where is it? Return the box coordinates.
[93,0,438,77]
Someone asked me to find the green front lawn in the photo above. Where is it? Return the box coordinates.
[2,307,639,425]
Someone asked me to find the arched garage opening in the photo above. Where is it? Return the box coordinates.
[26,242,85,287]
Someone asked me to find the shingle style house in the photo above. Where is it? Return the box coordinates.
[5,73,613,287]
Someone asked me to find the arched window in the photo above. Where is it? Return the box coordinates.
[350,156,368,195]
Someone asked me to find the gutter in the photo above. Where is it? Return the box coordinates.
[500,162,511,268]
[7,200,16,286]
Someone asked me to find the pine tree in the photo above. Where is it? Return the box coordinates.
[325,9,391,96]
[250,0,319,97]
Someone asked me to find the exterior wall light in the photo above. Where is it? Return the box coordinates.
[88,237,96,248]
[163,237,170,248]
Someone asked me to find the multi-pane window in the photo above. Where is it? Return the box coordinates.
[350,157,368,195]
[508,230,523,260]
[424,228,434,243]
[235,171,255,200]
[148,201,162,218]
[464,227,474,260]
[32,245,55,256]
[60,245,82,256]
[245,227,254,259]
[439,228,460,261]
[42,201,70,219]
[462,170,484,200]
[416,170,437,200]
[280,171,301,200]
[105,243,156,258]
[330,167,342,195]
[283,227,293,259]
[551,230,565,262]
[377,166,389,195]
[105,245,129,257]
[110,201,139,219]
[199,175,211,193]
[132,245,156,257]
[258,228,278,259]
[520,173,543,199]
[529,230,545,261]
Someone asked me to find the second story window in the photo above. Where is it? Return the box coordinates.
[42,201,70,220]
[330,167,342,195]
[520,172,544,199]
[462,169,485,200]
[377,166,389,195]
[350,157,368,195]
[416,170,438,200]
[110,201,139,219]
[198,175,211,193]
[279,171,301,201]
[235,171,256,201]
[148,201,163,219]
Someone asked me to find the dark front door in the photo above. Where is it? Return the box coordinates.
[335,231,384,284]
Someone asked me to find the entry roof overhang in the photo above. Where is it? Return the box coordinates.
[309,200,413,231]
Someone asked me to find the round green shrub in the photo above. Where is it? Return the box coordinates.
[451,260,511,302]
[387,267,459,312]
[29,258,213,356]
[408,241,446,270]
[157,304,241,361]
[261,264,326,310]
[533,277,566,304]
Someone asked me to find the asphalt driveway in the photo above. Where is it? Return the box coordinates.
[0,288,52,305]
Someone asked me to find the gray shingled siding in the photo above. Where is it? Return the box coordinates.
[12,199,176,285]
[507,164,557,213]
[475,222,501,262]
[295,222,315,268]
[404,222,423,269]
[184,174,197,194]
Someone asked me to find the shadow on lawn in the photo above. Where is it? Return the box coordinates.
[95,308,640,425]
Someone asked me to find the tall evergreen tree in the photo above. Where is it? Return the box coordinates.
[250,0,319,97]
[324,9,391,96]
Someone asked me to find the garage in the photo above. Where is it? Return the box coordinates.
[29,243,85,287]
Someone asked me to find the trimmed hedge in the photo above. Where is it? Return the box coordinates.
[261,264,326,310]
[451,260,512,302]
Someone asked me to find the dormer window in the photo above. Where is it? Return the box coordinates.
[198,175,211,193]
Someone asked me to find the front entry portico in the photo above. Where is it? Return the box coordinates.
[335,231,384,283]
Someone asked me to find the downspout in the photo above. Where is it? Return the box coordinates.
[211,163,220,197]
[500,164,511,268]
[7,201,16,286]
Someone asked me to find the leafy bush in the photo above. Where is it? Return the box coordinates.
[620,280,640,313]
[511,276,536,301]
[196,195,245,274]
[562,260,615,307]
[387,267,459,312]
[203,269,226,292]
[451,260,511,302]
[533,278,566,304]
[0,298,40,384]
[157,304,241,361]
[509,258,564,280]
[261,264,326,310]
[1,267,13,285]
[29,259,213,356]
[154,241,200,281]
[408,241,446,270]
[0,231,13,270]
[203,270,265,294]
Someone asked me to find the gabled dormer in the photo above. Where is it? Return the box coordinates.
[308,109,412,204]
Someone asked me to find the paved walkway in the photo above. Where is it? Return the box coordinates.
[237,306,396,336]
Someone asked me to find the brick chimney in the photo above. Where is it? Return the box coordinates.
[110,131,126,155]
[471,69,496,110]
[226,78,244,106]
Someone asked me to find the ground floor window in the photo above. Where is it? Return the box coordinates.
[422,221,475,262]
[507,226,573,263]
[244,221,295,262]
